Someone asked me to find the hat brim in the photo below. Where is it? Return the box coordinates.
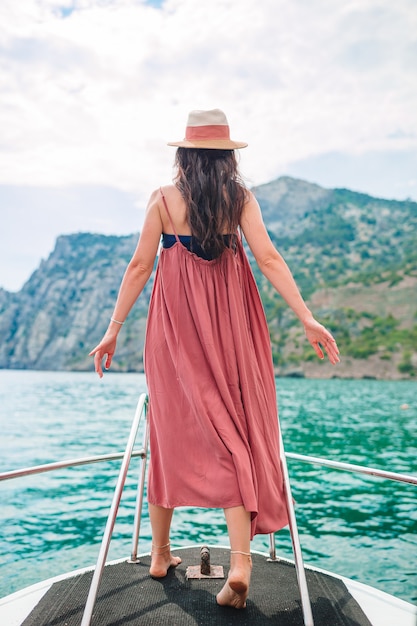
[167,139,248,149]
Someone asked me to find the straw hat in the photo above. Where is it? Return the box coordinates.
[168,109,247,150]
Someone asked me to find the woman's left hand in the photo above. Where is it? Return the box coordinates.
[303,318,340,365]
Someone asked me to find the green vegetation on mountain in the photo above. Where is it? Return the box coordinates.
[249,178,417,377]
[0,176,416,378]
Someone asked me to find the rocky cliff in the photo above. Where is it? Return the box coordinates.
[0,233,150,371]
[1,177,416,378]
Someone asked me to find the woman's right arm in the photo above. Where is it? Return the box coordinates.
[89,189,163,377]
[240,192,340,364]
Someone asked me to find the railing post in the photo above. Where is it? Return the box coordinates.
[279,428,314,626]
[129,400,150,563]
[80,393,147,626]
[268,532,277,561]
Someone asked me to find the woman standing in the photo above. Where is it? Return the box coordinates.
[90,109,339,609]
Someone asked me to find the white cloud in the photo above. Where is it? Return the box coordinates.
[0,0,416,289]
[0,0,416,190]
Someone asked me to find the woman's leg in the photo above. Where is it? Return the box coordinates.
[216,505,252,608]
[148,503,181,577]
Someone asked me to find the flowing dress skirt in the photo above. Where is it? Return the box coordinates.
[144,239,289,538]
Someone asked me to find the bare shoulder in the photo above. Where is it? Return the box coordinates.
[245,189,256,202]
[146,185,179,214]
[159,184,183,201]
[239,190,277,262]
[147,184,176,200]
[155,184,188,233]
[241,190,264,224]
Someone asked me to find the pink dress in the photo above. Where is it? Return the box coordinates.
[144,190,289,538]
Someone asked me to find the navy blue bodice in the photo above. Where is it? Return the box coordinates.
[162,234,232,261]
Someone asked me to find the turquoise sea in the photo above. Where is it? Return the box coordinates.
[0,370,416,606]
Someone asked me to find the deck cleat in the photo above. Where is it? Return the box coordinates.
[186,546,224,579]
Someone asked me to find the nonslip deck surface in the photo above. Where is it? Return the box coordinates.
[22,547,373,626]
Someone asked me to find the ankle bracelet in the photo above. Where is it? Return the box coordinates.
[151,542,170,555]
[230,550,251,557]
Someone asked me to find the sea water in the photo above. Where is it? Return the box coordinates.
[0,370,416,605]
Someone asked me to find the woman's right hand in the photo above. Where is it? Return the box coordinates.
[89,333,118,378]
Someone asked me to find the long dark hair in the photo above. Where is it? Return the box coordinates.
[174,148,247,258]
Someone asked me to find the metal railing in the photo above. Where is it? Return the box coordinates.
[0,451,146,482]
[2,445,415,488]
[0,392,150,626]
[270,446,417,626]
[1,394,416,626]
[285,452,417,485]
[80,393,149,626]
[278,428,314,625]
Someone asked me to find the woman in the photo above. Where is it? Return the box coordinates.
[90,109,339,609]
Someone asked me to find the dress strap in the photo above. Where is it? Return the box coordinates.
[160,187,180,243]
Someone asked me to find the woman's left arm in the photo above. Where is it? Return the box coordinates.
[89,189,163,377]
[241,193,340,365]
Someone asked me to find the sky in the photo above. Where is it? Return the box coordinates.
[1,0,416,292]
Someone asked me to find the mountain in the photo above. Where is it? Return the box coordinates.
[251,177,417,378]
[0,177,416,378]
[0,233,148,372]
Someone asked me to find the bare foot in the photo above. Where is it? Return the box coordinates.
[149,550,181,578]
[216,553,252,609]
